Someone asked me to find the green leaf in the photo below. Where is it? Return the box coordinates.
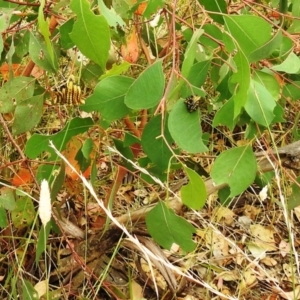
[287,177,300,210]
[29,32,58,73]
[271,51,300,74]
[230,50,251,118]
[124,132,140,147]
[81,62,103,85]
[98,0,126,29]
[245,80,276,127]
[25,117,94,159]
[22,280,39,300]
[76,138,93,171]
[36,165,61,187]
[50,165,65,200]
[113,0,130,18]
[253,70,280,100]
[271,36,293,59]
[11,197,35,229]
[125,60,165,109]
[59,19,75,49]
[81,76,133,121]
[199,24,223,50]
[0,207,7,228]
[224,15,274,62]
[181,29,204,78]
[288,0,300,33]
[143,0,165,18]
[15,30,30,60]
[181,60,210,98]
[0,8,14,54]
[213,97,235,130]
[113,138,134,171]
[82,138,94,159]
[36,222,51,263]
[282,81,300,101]
[168,99,208,153]
[249,29,282,62]
[0,187,16,211]
[181,166,207,209]
[70,0,110,70]
[211,146,257,197]
[38,0,55,68]
[100,61,131,80]
[0,77,35,113]
[146,201,196,252]
[12,94,44,135]
[198,0,226,24]
[141,115,174,171]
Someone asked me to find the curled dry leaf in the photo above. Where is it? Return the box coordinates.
[272,285,300,299]
[63,135,94,180]
[213,206,235,226]
[279,239,290,257]
[260,256,277,267]
[282,263,298,281]
[131,280,144,300]
[244,204,261,219]
[34,280,48,298]
[247,242,267,259]
[216,270,239,281]
[250,224,277,251]
[293,205,300,222]
[202,228,229,265]
[239,269,257,292]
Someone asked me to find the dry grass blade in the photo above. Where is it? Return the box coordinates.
[49,141,242,300]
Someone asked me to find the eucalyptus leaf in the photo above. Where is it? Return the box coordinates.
[211,146,257,197]
[12,94,44,135]
[168,99,208,153]
[25,117,94,159]
[141,115,174,171]
[38,0,55,68]
[81,76,132,121]
[245,80,276,127]
[70,0,110,70]
[198,0,226,24]
[125,60,165,109]
[29,32,58,73]
[146,201,196,252]
[98,0,126,29]
[181,166,207,209]
[0,77,35,113]
[271,52,300,74]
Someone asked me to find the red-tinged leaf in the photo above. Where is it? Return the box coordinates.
[11,168,33,186]
[0,63,22,80]
[121,27,139,63]
[135,2,147,15]
[63,136,83,180]
[63,135,94,180]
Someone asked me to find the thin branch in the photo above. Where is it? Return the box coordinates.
[3,0,40,6]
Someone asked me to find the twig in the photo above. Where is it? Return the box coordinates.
[123,115,141,138]
[3,0,40,6]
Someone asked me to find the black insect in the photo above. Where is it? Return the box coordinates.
[184,95,201,113]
